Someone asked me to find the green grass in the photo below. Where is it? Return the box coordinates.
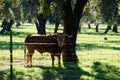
[0,23,120,80]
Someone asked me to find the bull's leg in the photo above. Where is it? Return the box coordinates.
[57,55,61,67]
[26,52,33,66]
[26,55,30,66]
[51,55,55,67]
[29,55,32,66]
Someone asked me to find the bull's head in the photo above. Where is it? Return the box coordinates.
[52,33,72,47]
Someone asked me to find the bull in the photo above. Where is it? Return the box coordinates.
[24,33,72,67]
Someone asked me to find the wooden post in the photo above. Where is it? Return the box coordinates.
[10,30,13,80]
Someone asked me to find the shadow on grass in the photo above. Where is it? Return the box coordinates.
[106,40,120,44]
[0,41,24,50]
[0,68,26,80]
[0,31,29,50]
[80,32,105,35]
[0,31,31,38]
[0,41,10,50]
[80,29,120,36]
[0,70,10,80]
[76,43,120,51]
[1,40,120,51]
[24,63,91,80]
[0,62,120,80]
[92,62,120,80]
[0,65,90,80]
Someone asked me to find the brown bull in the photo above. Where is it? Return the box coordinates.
[24,33,72,67]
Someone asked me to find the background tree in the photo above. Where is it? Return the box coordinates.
[36,0,53,35]
[82,0,99,28]
[21,0,52,34]
[21,0,39,22]
[0,0,21,20]
[48,1,64,33]
[98,0,120,34]
[52,1,61,33]
[0,0,21,33]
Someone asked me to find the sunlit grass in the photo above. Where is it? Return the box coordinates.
[0,23,120,80]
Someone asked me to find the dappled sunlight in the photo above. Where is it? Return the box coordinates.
[92,62,120,80]
[76,43,120,51]
[0,23,120,80]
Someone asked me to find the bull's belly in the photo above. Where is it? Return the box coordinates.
[36,48,58,53]
[35,46,59,53]
[26,45,61,54]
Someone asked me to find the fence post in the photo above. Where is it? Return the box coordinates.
[10,30,13,80]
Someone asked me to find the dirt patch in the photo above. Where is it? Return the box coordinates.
[0,60,25,70]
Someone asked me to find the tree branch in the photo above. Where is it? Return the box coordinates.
[74,0,88,21]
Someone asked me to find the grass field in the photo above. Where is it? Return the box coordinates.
[0,23,120,80]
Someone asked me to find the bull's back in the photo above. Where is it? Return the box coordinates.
[25,34,60,53]
[25,34,56,43]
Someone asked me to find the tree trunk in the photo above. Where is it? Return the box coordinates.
[0,19,8,34]
[95,23,99,32]
[0,20,14,34]
[61,0,88,63]
[54,18,60,33]
[88,23,91,29]
[35,13,46,35]
[6,20,14,31]
[112,24,118,33]
[77,25,81,33]
[104,24,111,34]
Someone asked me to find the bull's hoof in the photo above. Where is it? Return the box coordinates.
[24,63,32,67]
[25,65,32,67]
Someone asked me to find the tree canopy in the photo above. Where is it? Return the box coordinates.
[98,0,120,24]
[0,0,120,24]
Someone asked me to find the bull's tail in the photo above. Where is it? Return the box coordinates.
[24,45,26,60]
